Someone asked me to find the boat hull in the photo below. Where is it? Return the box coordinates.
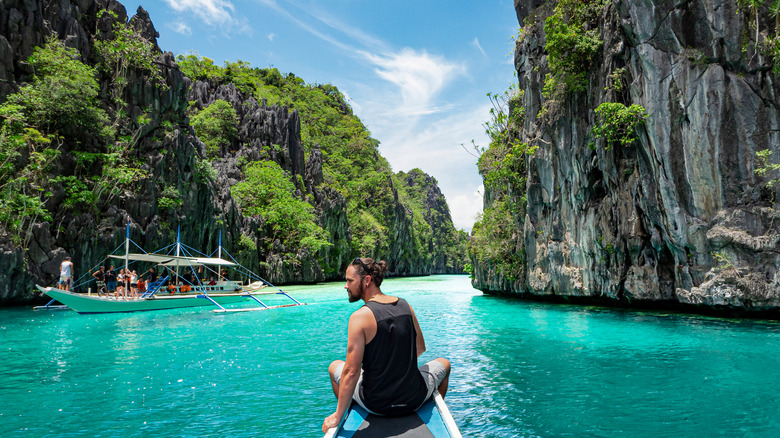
[37,286,253,314]
[324,392,462,438]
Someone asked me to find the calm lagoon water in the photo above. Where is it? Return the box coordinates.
[1,275,779,437]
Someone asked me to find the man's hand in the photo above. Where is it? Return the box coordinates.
[322,412,341,433]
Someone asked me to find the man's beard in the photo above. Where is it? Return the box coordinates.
[348,281,364,303]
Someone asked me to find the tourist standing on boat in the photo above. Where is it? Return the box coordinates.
[322,257,451,432]
[59,257,74,291]
[92,266,107,295]
[105,266,116,295]
[116,269,125,299]
[143,267,157,285]
[130,270,138,298]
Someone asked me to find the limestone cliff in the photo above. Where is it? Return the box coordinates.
[473,0,780,315]
[0,0,465,304]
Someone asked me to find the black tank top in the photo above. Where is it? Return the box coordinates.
[359,298,427,415]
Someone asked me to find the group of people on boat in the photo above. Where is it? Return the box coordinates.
[86,263,231,299]
[91,266,158,300]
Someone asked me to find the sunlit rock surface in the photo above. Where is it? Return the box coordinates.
[473,0,780,315]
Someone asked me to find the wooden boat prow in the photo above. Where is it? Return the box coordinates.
[324,392,462,438]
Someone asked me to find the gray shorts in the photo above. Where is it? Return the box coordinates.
[332,359,447,414]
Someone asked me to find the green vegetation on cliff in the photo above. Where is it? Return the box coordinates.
[0,36,150,246]
[176,54,466,273]
[543,0,605,94]
[190,99,238,159]
[469,87,533,281]
[395,169,469,272]
[591,103,648,150]
[232,160,330,257]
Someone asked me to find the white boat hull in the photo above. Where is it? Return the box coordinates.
[37,286,255,314]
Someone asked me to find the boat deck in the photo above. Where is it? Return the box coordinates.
[326,393,461,438]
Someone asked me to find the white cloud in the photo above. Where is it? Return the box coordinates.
[472,37,487,57]
[291,1,390,52]
[252,1,463,120]
[268,32,276,42]
[253,0,355,52]
[360,48,464,118]
[448,186,484,232]
[171,21,193,36]
[162,0,251,35]
[163,0,234,25]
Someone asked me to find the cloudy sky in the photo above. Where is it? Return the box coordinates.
[123,0,520,231]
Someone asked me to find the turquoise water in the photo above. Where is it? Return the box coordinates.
[1,275,779,437]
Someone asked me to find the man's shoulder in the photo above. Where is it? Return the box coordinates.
[349,305,375,324]
[350,305,373,317]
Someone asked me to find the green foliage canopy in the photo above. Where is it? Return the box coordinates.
[540,0,607,117]
[94,9,166,109]
[0,103,57,246]
[755,149,780,189]
[469,85,532,281]
[591,102,648,150]
[190,99,238,159]
[9,37,111,139]
[231,160,330,256]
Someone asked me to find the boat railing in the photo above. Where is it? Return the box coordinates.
[158,280,242,295]
[141,275,170,298]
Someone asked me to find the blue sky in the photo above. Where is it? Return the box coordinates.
[122,0,520,231]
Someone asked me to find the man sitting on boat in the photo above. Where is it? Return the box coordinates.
[322,257,451,432]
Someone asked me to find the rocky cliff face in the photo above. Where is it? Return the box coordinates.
[397,170,468,274]
[474,0,780,315]
[0,0,464,304]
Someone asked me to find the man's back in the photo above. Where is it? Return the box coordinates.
[361,298,427,415]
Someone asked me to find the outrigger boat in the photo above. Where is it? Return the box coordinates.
[324,391,462,438]
[35,223,304,314]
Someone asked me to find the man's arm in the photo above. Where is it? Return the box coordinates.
[410,305,426,358]
[322,309,369,432]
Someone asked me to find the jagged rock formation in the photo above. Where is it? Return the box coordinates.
[0,0,465,304]
[397,169,469,274]
[474,0,780,315]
